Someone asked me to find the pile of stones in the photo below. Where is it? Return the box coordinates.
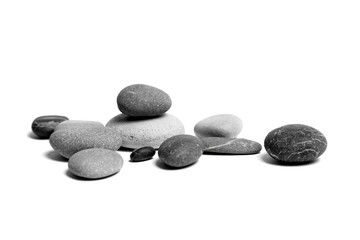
[31,84,328,180]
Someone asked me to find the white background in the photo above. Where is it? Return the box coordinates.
[1,0,359,239]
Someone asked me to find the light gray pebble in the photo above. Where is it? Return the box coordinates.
[194,114,243,138]
[55,120,103,132]
[49,127,122,158]
[68,148,123,179]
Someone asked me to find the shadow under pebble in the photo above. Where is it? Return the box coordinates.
[44,150,68,162]
[154,158,198,170]
[27,132,47,140]
[64,169,118,181]
[259,153,318,166]
[118,146,134,152]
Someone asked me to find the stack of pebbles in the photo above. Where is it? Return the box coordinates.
[193,114,262,154]
[106,84,185,161]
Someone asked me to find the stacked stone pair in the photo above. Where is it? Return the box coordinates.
[193,114,262,154]
[105,84,185,149]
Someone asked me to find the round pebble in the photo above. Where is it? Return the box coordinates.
[55,120,103,132]
[194,114,243,138]
[106,113,185,149]
[130,146,156,162]
[117,84,172,117]
[68,148,123,179]
[201,137,262,154]
[264,124,327,163]
[158,134,203,168]
[49,127,123,158]
[31,115,68,138]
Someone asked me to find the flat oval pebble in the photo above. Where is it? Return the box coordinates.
[31,115,69,138]
[55,120,103,132]
[68,148,123,179]
[117,84,172,117]
[130,146,156,162]
[194,114,243,138]
[201,137,262,154]
[49,127,123,158]
[106,113,185,149]
[158,134,203,168]
[264,124,327,163]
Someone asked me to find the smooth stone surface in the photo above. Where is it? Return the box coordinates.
[201,137,262,154]
[106,113,185,149]
[31,115,68,138]
[158,134,203,168]
[194,114,243,138]
[55,120,103,132]
[130,146,156,162]
[49,127,123,158]
[264,124,327,163]
[68,148,123,179]
[117,84,172,117]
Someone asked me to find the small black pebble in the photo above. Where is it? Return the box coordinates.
[130,146,156,162]
[31,115,69,138]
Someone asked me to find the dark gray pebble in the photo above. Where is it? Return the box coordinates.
[130,146,156,162]
[31,115,69,138]
[264,124,327,163]
[117,84,172,117]
[158,135,203,168]
[201,137,262,154]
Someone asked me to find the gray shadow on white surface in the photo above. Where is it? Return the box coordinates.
[44,150,68,162]
[27,131,47,140]
[64,169,119,181]
[154,158,198,170]
[259,152,319,166]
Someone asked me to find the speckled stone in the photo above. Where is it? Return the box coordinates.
[55,120,103,132]
[49,127,123,158]
[130,146,156,162]
[264,124,327,163]
[194,114,243,138]
[201,137,262,154]
[117,84,172,117]
[106,113,185,149]
[31,115,68,138]
[68,148,123,179]
[158,135,203,168]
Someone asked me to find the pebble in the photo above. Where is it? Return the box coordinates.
[106,113,185,149]
[68,148,123,179]
[31,115,68,138]
[264,124,327,163]
[130,146,156,162]
[55,120,103,132]
[201,137,262,154]
[158,134,203,168]
[194,114,243,138]
[49,127,123,158]
[117,84,172,117]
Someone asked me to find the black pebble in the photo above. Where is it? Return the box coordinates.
[31,115,69,138]
[130,146,156,162]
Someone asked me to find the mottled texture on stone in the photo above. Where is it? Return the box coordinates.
[201,137,262,154]
[117,84,172,117]
[31,115,68,138]
[264,124,327,163]
[68,148,123,179]
[106,113,185,149]
[130,146,156,162]
[55,120,103,132]
[49,127,123,158]
[194,114,243,138]
[158,135,203,168]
